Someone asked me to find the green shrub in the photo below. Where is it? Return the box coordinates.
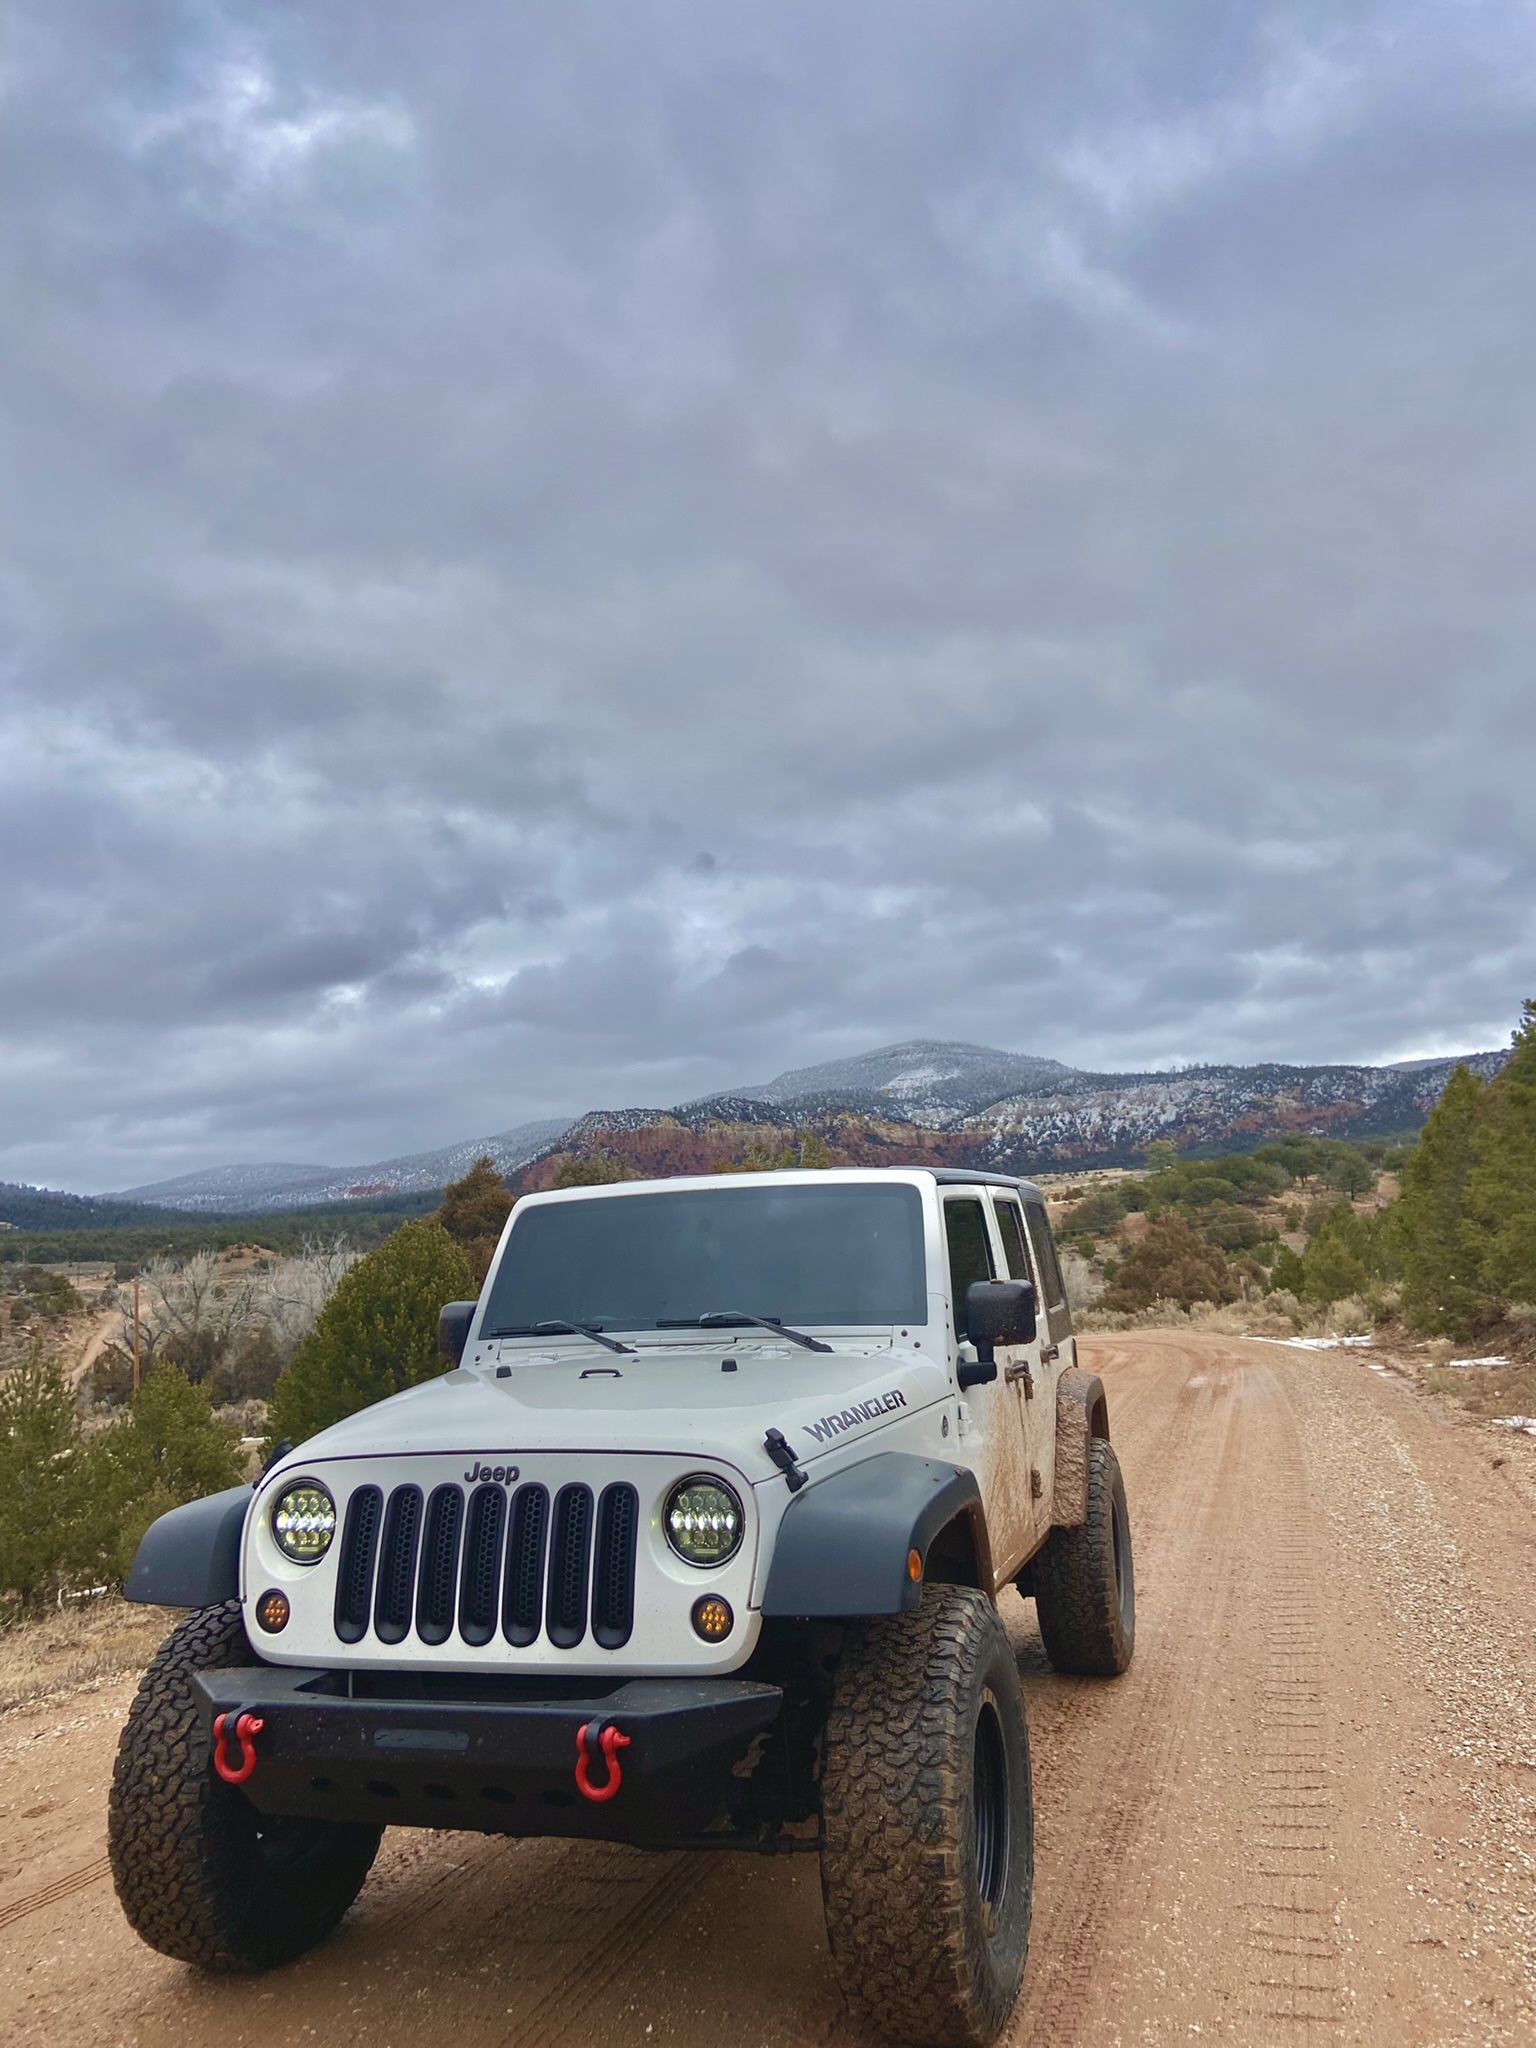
[1100,1213,1238,1312]
[266,1221,473,1447]
[432,1157,515,1285]
[0,1346,115,1608]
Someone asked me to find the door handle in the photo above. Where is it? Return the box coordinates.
[1040,1343,1060,1364]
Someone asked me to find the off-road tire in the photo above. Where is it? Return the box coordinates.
[820,1586,1033,2047]
[108,1600,381,1970]
[1033,1435,1135,1677]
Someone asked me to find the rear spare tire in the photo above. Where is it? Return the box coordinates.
[1032,1435,1135,1677]
[820,1585,1033,2047]
[108,1600,381,1970]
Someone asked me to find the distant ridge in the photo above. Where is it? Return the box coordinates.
[89,1037,1506,1216]
[112,1117,571,1215]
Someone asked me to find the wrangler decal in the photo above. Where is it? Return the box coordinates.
[803,1389,907,1446]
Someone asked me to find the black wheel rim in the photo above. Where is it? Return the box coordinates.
[972,1698,1009,1916]
[252,1811,348,1880]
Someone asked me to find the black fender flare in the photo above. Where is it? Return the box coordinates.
[1051,1367,1110,1528]
[760,1453,989,1617]
[123,1485,251,1608]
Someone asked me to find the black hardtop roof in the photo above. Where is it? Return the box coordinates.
[922,1167,1046,1199]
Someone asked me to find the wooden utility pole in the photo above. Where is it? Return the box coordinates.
[132,1276,142,1394]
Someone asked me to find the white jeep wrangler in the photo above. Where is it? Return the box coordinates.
[110,1167,1134,2047]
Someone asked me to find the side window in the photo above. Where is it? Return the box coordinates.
[992,1197,1035,1286]
[1024,1200,1066,1310]
[943,1198,996,1340]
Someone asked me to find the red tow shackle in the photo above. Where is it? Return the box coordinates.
[574,1719,631,1803]
[212,1708,264,1786]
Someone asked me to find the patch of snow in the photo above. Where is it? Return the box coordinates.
[1445,1356,1511,1369]
[1251,1334,1374,1350]
[1491,1415,1536,1436]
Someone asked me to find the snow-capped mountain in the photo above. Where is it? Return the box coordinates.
[105,1040,1506,1215]
[736,1040,1077,1123]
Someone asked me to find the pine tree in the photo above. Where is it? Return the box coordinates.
[95,1363,246,1577]
[0,1344,102,1608]
[1269,1246,1307,1296]
[1464,998,1536,1309]
[266,1221,473,1447]
[120,1362,244,1501]
[1393,1062,1486,1333]
[1298,1202,1372,1305]
[432,1156,515,1285]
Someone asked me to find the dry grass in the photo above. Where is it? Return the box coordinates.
[0,1595,171,1717]
[1420,1360,1536,1423]
[1077,1290,1380,1340]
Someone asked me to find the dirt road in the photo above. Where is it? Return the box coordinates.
[4,1332,1534,2047]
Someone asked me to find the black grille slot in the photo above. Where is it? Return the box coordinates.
[334,1485,383,1644]
[415,1485,464,1645]
[374,1486,423,1645]
[592,1484,638,1649]
[502,1484,549,1647]
[458,1484,506,1647]
[546,1484,593,1649]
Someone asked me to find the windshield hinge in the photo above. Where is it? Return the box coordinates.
[764,1427,808,1493]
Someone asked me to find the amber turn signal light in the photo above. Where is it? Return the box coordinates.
[691,1594,734,1642]
[907,1548,923,1582]
[255,1588,290,1633]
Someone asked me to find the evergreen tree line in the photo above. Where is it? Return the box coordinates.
[1388,999,1536,1338]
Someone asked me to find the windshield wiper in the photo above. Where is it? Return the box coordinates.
[656,1310,832,1354]
[486,1319,636,1357]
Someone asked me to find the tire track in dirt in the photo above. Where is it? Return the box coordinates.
[1006,1342,1248,2045]
[1230,1360,1346,2041]
[0,1855,110,1934]
[500,1852,701,2047]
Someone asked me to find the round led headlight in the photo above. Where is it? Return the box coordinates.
[272,1481,336,1563]
[664,1475,744,1568]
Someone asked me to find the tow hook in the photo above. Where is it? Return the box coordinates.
[574,1719,631,1803]
[212,1707,264,1786]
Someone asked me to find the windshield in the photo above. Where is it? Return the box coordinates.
[482,1181,926,1337]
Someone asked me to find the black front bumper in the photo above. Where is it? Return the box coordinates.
[193,1666,783,1843]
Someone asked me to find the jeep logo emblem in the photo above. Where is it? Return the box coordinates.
[463,1461,522,1484]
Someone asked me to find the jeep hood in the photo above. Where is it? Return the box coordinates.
[276,1342,949,1486]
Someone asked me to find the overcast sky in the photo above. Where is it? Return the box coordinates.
[3,2,1534,1192]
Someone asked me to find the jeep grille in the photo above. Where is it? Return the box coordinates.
[332,1479,639,1653]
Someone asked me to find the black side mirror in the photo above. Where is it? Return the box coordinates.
[438,1301,477,1364]
[956,1353,997,1391]
[965,1278,1038,1367]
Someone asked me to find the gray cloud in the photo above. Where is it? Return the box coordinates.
[2,1,1533,1190]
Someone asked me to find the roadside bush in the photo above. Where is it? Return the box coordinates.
[95,1365,245,1577]
[0,1346,116,1609]
[0,1346,245,1610]
[266,1221,473,1447]
[1100,1212,1238,1312]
